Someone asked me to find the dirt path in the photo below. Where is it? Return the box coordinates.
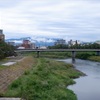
[0,56,35,94]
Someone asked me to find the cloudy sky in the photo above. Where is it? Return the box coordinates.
[0,0,100,42]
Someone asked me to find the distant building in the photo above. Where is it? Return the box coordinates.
[22,40,31,49]
[0,29,5,41]
[17,46,25,49]
[68,39,80,46]
[7,42,15,46]
[30,43,36,49]
[21,40,35,49]
[55,39,66,45]
[95,40,100,45]
[23,40,31,44]
[39,46,47,49]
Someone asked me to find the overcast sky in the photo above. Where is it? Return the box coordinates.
[0,0,100,42]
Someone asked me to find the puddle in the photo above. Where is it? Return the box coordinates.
[2,62,16,66]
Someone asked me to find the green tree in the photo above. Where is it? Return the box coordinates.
[0,41,15,60]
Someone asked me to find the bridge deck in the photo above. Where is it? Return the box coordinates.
[15,49,100,52]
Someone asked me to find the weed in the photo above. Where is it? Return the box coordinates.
[4,58,83,100]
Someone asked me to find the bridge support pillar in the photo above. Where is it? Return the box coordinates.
[37,51,40,58]
[72,51,76,63]
[96,51,100,56]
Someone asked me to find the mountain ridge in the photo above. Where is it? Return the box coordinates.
[5,36,61,46]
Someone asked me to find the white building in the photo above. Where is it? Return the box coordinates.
[68,39,80,46]
[95,40,100,44]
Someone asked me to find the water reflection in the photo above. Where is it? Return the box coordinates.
[72,58,75,64]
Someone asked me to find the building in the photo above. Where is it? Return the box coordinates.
[30,43,36,49]
[95,40,100,45]
[21,40,35,49]
[39,46,47,49]
[17,46,25,49]
[68,39,80,46]
[0,29,5,41]
[55,39,66,45]
[22,40,31,49]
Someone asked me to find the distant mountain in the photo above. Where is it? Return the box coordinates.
[5,36,61,46]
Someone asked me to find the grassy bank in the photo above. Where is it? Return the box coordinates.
[33,51,96,60]
[0,65,6,70]
[19,51,71,58]
[0,56,37,94]
[35,52,71,59]
[4,57,83,100]
[88,56,100,62]
[76,52,96,59]
[18,51,100,62]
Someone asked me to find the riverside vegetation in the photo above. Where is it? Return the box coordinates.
[3,57,84,100]
[0,56,36,94]
[47,43,100,62]
[88,56,100,62]
[0,40,99,99]
[1,50,99,99]
[35,51,100,62]
[0,41,16,60]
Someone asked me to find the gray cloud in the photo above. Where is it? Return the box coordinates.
[0,0,100,42]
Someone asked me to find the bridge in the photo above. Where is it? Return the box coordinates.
[15,49,100,62]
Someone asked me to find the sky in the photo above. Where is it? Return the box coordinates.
[0,0,100,42]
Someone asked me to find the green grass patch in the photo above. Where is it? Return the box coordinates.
[0,65,7,70]
[4,58,83,100]
[76,52,96,59]
[88,56,100,62]
[39,52,71,59]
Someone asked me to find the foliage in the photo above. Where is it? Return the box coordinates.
[76,52,96,59]
[4,58,83,100]
[88,56,100,62]
[40,52,71,59]
[0,41,16,60]
[48,43,100,49]
[0,49,5,59]
[48,44,69,49]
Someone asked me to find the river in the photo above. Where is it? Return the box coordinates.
[59,59,100,100]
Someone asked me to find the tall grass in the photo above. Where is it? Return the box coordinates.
[88,56,100,62]
[4,58,83,100]
[76,52,96,59]
[37,52,71,59]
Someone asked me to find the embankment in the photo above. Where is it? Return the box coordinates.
[3,57,83,100]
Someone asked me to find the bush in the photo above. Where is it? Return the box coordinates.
[0,41,15,59]
[76,52,95,59]
[0,49,5,60]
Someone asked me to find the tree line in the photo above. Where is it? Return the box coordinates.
[0,41,16,60]
[48,43,100,49]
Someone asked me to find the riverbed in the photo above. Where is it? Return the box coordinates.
[59,59,100,100]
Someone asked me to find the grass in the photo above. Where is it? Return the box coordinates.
[88,56,100,62]
[35,52,71,59]
[0,65,7,70]
[20,51,71,59]
[0,58,9,70]
[76,52,96,59]
[4,57,84,100]
[0,56,37,94]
